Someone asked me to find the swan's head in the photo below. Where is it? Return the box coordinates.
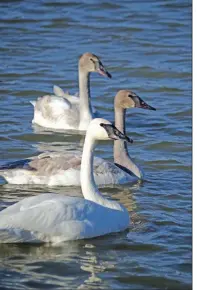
[115,90,156,110]
[87,118,133,142]
[79,53,112,78]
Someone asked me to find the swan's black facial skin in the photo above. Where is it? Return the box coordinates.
[90,58,112,78]
[129,94,156,111]
[100,123,133,143]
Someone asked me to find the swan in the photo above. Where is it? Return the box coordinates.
[0,90,155,186]
[0,119,132,243]
[30,52,111,131]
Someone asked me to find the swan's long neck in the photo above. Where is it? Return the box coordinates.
[114,107,143,179]
[80,134,122,210]
[79,69,93,130]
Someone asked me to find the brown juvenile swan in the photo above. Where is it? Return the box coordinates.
[0,90,155,186]
[30,52,111,131]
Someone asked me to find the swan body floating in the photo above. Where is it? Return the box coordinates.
[0,119,132,243]
[30,53,111,131]
[0,90,155,186]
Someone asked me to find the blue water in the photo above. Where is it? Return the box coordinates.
[0,0,192,289]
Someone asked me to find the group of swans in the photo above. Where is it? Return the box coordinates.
[0,52,156,243]
[0,90,155,186]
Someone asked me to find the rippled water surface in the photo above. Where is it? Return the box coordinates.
[0,0,192,289]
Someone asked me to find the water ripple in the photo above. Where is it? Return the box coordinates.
[0,0,191,289]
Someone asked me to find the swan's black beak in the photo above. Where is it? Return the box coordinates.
[100,123,133,143]
[136,96,156,111]
[96,61,112,78]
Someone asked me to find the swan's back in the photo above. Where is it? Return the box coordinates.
[32,95,80,129]
[34,95,71,116]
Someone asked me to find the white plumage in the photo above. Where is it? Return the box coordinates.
[31,53,111,131]
[0,193,128,243]
[0,119,130,243]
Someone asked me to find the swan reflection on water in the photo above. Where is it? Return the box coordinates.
[0,241,115,289]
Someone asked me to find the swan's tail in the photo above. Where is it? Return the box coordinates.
[30,100,36,107]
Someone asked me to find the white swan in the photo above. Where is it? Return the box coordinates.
[30,52,111,131]
[0,90,155,186]
[0,119,132,243]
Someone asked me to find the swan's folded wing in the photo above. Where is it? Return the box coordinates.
[31,94,83,129]
[53,85,79,104]
[0,152,82,176]
[93,157,121,175]
[53,85,98,114]
[28,153,82,175]
[0,194,95,242]
[34,95,72,119]
[0,194,73,236]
